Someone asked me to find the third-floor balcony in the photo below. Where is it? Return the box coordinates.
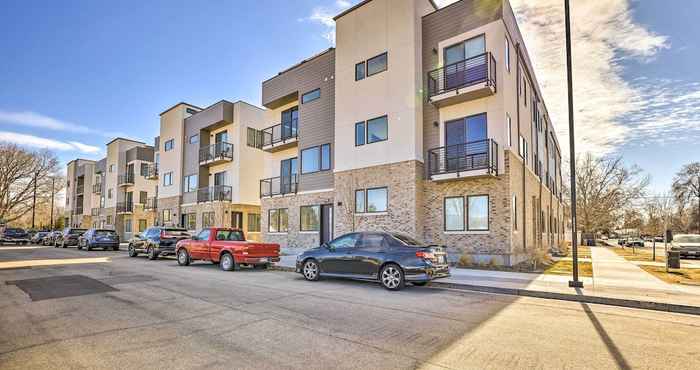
[144,197,157,210]
[116,201,133,214]
[118,173,135,187]
[92,183,102,194]
[145,163,158,180]
[76,184,85,195]
[261,120,298,152]
[197,185,232,203]
[260,175,298,198]
[427,52,496,107]
[427,139,498,181]
[199,142,233,166]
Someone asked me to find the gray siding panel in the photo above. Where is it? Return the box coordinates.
[183,101,236,186]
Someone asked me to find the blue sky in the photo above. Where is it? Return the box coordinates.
[1,0,699,194]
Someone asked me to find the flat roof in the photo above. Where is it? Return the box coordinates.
[334,0,438,21]
[105,137,147,146]
[262,48,335,84]
[159,102,203,116]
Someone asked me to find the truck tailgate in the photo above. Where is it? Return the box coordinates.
[243,242,280,257]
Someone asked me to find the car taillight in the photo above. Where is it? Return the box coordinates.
[416,251,434,260]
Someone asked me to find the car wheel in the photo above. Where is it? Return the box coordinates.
[220,253,236,271]
[128,244,138,257]
[380,264,405,291]
[177,249,190,266]
[147,247,158,260]
[302,260,320,281]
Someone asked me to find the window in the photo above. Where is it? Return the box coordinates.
[468,195,489,231]
[506,113,512,147]
[300,205,320,231]
[355,122,365,146]
[301,88,320,104]
[355,61,365,81]
[106,215,112,225]
[268,209,288,233]
[140,163,148,177]
[109,164,115,173]
[366,116,388,144]
[247,127,262,148]
[366,187,388,213]
[512,195,518,231]
[124,218,132,233]
[505,37,510,72]
[329,233,360,249]
[184,174,197,192]
[519,135,528,164]
[444,197,465,231]
[183,213,196,230]
[248,213,261,232]
[355,190,365,213]
[523,79,527,106]
[162,209,171,223]
[164,139,174,151]
[138,219,147,232]
[197,229,211,241]
[189,134,198,144]
[202,212,215,228]
[139,191,147,204]
[444,35,485,66]
[366,52,387,76]
[107,189,113,199]
[163,172,173,186]
[301,144,331,174]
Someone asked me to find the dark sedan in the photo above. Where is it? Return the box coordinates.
[54,228,87,248]
[296,232,450,291]
[78,229,120,251]
[0,228,30,245]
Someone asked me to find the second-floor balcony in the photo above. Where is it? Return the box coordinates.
[197,185,232,203]
[118,173,135,187]
[427,52,496,107]
[91,208,100,216]
[260,175,298,198]
[427,139,499,181]
[73,206,84,215]
[145,163,159,180]
[144,197,157,210]
[92,183,102,194]
[76,184,85,195]
[116,201,133,214]
[199,142,233,166]
[261,120,298,152]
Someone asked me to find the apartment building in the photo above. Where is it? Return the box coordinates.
[155,100,266,239]
[258,0,565,266]
[65,138,158,240]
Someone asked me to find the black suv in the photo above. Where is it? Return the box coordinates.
[128,227,190,260]
[0,227,30,245]
[54,228,87,248]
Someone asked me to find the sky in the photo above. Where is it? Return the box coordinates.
[1,0,698,194]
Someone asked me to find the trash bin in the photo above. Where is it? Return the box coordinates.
[667,251,681,269]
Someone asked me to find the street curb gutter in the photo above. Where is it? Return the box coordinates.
[428,282,700,316]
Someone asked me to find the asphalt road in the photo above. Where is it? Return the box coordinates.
[1,246,700,370]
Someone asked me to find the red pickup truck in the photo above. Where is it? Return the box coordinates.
[175,228,280,271]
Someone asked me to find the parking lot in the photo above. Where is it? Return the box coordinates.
[2,245,700,369]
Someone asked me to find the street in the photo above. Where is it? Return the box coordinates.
[1,246,700,370]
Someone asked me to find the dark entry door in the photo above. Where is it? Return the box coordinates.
[231,211,243,229]
[320,204,334,245]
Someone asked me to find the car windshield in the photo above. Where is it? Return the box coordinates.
[162,228,188,237]
[675,235,700,243]
[389,233,422,246]
[95,230,116,237]
[69,229,87,235]
[215,230,245,241]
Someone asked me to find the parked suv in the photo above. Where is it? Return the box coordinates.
[0,227,30,245]
[54,228,87,248]
[78,229,120,251]
[671,234,700,258]
[128,227,190,260]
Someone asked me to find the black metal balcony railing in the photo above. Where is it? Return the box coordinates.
[197,185,232,203]
[74,206,84,215]
[144,197,157,210]
[262,119,298,147]
[260,174,298,198]
[427,139,498,177]
[146,163,159,178]
[199,142,233,164]
[92,183,102,194]
[116,201,134,213]
[118,173,135,186]
[427,52,496,97]
[76,185,85,195]
[91,208,99,216]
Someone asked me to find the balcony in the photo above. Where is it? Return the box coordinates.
[145,163,159,180]
[116,201,134,214]
[197,185,232,203]
[92,183,102,194]
[73,206,84,215]
[76,184,85,195]
[118,173,135,187]
[427,52,496,107]
[91,208,99,216]
[199,142,233,166]
[427,139,499,181]
[144,197,158,211]
[260,175,298,198]
[261,120,298,152]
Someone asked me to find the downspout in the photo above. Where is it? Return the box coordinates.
[516,44,527,253]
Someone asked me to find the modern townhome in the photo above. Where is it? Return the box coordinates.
[257,0,565,266]
[65,138,158,240]
[155,100,266,239]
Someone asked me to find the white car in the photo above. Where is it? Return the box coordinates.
[671,234,700,258]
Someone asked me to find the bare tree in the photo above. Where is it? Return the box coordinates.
[574,153,649,234]
[0,143,62,225]
[672,162,700,233]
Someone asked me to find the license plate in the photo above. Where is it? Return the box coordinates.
[259,258,268,263]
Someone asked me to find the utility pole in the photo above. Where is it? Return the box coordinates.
[31,170,38,229]
[565,0,583,288]
[49,177,55,230]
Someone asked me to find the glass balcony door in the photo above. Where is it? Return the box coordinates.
[444,35,486,90]
[445,113,487,171]
[280,157,298,194]
[281,107,298,140]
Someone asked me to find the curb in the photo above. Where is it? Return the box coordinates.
[428,281,700,316]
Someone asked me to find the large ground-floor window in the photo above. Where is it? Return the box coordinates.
[300,205,320,231]
[443,195,489,231]
[248,213,261,233]
[268,209,288,233]
[202,212,215,228]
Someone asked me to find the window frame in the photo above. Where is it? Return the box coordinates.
[506,113,512,147]
[300,144,331,174]
[365,187,388,213]
[355,189,366,213]
[505,36,510,72]
[355,122,365,146]
[366,115,388,144]
[301,88,321,104]
[247,213,261,233]
[355,61,366,81]
[467,194,490,231]
[163,171,173,186]
[366,52,388,77]
[299,205,321,232]
[443,196,465,232]
[189,134,199,144]
[164,139,174,152]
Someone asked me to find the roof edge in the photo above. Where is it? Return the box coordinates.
[159,102,203,116]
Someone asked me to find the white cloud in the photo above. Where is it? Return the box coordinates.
[0,110,123,138]
[0,131,101,154]
[299,1,358,44]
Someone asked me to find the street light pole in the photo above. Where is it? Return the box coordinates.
[565,0,583,288]
[31,170,38,229]
[49,177,55,230]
